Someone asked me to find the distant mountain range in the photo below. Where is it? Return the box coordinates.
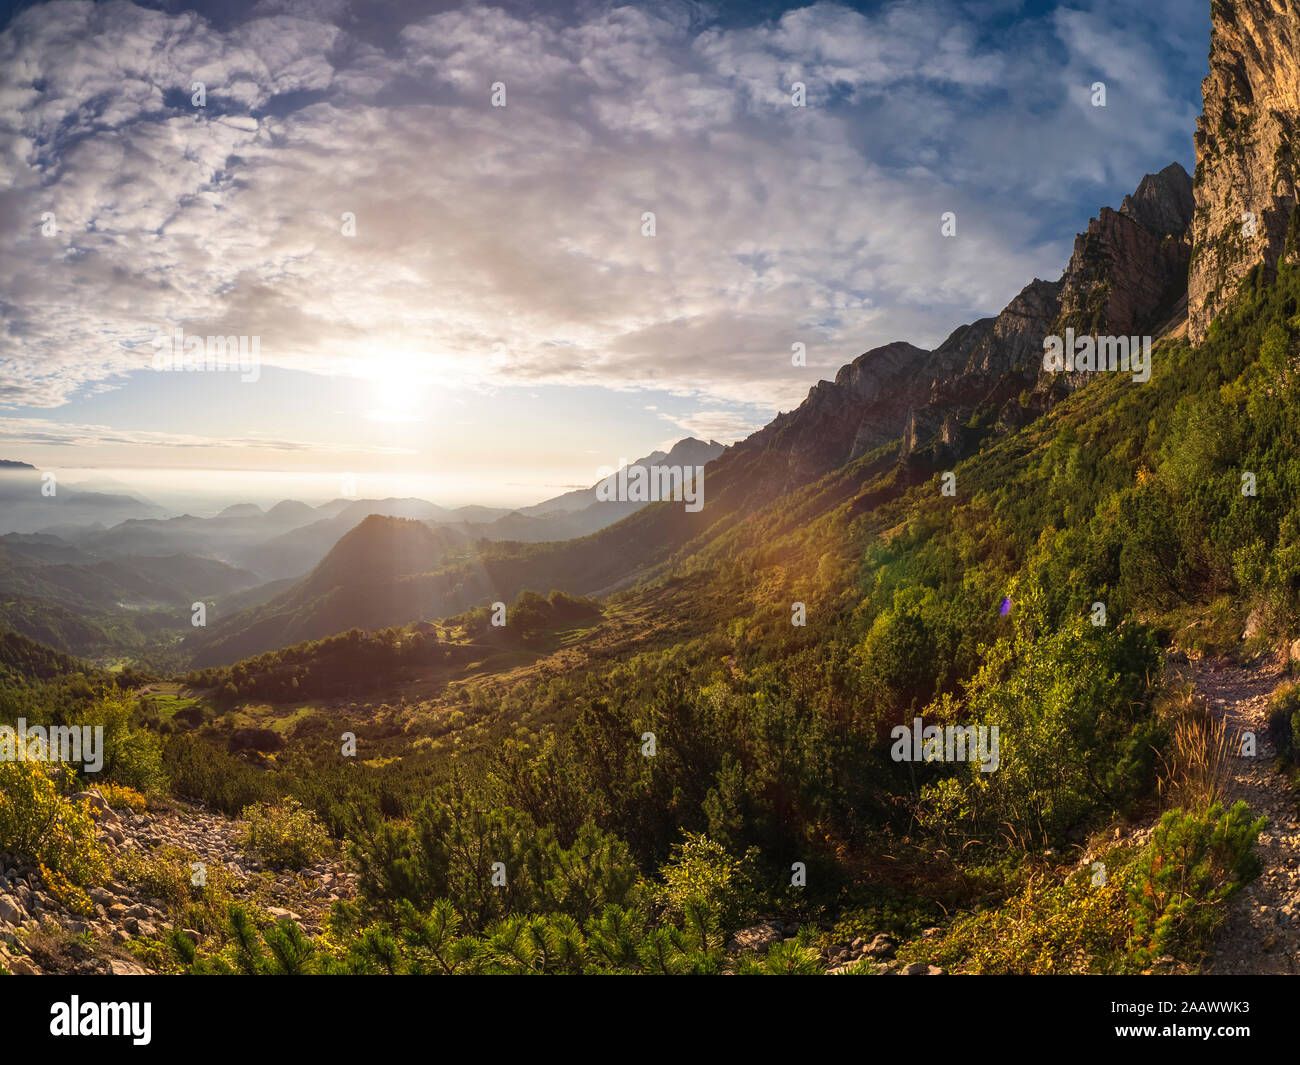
[0,439,725,662]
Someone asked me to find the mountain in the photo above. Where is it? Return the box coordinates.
[1188,0,1300,341]
[0,628,94,684]
[266,499,316,523]
[217,503,264,518]
[521,438,725,516]
[185,516,468,665]
[0,544,260,612]
[711,163,1193,497]
[0,466,164,534]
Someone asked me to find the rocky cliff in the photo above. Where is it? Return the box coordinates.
[739,163,1193,485]
[1189,0,1300,342]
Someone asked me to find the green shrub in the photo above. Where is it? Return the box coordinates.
[653,832,759,934]
[1126,801,1265,967]
[0,760,107,910]
[240,798,333,869]
[899,858,1135,975]
[164,734,279,814]
[104,727,168,795]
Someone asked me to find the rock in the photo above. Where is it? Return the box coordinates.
[71,790,119,825]
[899,962,946,975]
[727,921,783,953]
[0,896,22,925]
[1243,609,1264,641]
[8,956,38,975]
[864,933,897,958]
[1188,0,1300,342]
[105,958,150,975]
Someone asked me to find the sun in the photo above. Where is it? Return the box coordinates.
[365,353,428,423]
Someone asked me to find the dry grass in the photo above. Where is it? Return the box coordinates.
[1156,683,1238,811]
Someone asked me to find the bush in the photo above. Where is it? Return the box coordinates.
[350,778,640,930]
[940,577,1162,843]
[114,845,241,938]
[164,734,278,815]
[51,686,169,795]
[899,858,1135,975]
[98,782,147,814]
[241,798,333,869]
[653,832,759,935]
[1126,801,1265,967]
[104,727,168,795]
[0,761,107,910]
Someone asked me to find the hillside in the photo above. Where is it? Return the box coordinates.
[184,517,468,666]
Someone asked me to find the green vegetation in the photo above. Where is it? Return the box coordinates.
[241,798,333,870]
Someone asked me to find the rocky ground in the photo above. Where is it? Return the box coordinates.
[1196,655,1300,975]
[0,794,357,975]
[727,920,944,975]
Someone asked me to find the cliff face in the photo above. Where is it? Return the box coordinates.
[1054,164,1194,338]
[1188,0,1300,342]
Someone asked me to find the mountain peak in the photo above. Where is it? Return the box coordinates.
[217,503,264,518]
[1119,162,1194,237]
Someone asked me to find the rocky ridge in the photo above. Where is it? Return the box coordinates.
[737,163,1194,492]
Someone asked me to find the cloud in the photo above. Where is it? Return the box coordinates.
[0,0,1207,424]
[0,414,397,452]
[657,408,765,444]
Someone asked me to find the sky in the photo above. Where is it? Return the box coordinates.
[0,0,1211,509]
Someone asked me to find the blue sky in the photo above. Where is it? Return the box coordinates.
[0,0,1210,508]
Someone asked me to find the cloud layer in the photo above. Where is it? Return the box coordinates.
[0,0,1207,430]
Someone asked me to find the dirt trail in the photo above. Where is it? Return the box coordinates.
[1193,657,1300,974]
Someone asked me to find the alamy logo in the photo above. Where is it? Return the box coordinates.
[594,460,704,513]
[1042,328,1151,383]
[151,327,260,382]
[50,997,151,1045]
[890,716,1000,772]
[0,718,103,772]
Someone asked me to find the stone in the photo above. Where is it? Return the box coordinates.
[71,790,119,825]
[727,921,783,953]
[864,933,897,958]
[0,896,22,925]
[105,957,150,976]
